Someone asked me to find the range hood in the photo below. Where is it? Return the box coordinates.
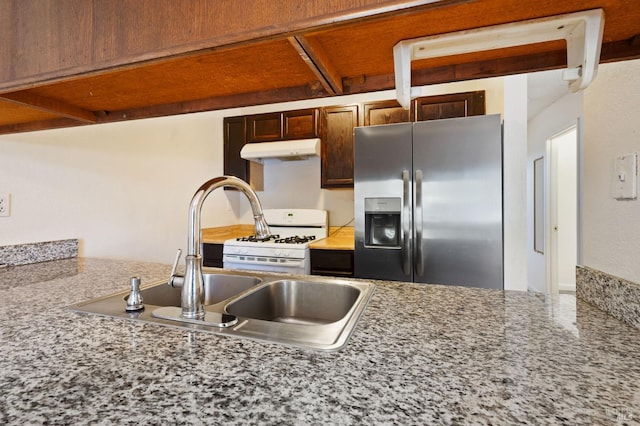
[240,138,321,162]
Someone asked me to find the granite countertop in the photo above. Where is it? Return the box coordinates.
[2,258,639,425]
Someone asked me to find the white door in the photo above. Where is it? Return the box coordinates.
[546,125,578,293]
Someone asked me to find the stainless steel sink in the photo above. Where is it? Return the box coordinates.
[226,280,361,325]
[69,269,375,352]
[130,273,262,307]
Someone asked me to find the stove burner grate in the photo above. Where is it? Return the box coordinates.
[235,234,316,244]
[274,235,316,244]
[236,234,280,242]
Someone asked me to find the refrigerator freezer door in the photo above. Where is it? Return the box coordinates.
[412,115,503,289]
[354,123,413,281]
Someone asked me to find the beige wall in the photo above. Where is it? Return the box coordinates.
[0,113,237,262]
[583,59,640,283]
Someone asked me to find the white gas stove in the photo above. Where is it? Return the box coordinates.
[223,209,328,274]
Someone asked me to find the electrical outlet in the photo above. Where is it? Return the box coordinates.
[0,193,10,217]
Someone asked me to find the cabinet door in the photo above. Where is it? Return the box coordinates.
[416,91,485,121]
[247,112,282,142]
[363,100,411,126]
[310,249,354,277]
[223,116,263,190]
[223,116,249,182]
[283,109,318,139]
[320,105,358,188]
[203,243,224,268]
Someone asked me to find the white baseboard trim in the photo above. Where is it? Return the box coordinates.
[558,282,576,293]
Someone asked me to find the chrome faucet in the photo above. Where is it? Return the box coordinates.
[169,176,270,320]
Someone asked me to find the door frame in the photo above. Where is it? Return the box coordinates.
[544,121,582,294]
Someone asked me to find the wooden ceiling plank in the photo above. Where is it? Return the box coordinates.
[0,92,97,123]
[293,35,344,94]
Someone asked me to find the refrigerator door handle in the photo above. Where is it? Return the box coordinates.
[415,169,424,277]
[402,170,410,275]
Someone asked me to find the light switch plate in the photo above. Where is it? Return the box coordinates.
[612,152,638,200]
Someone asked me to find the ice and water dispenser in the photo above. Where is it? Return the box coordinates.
[364,198,401,248]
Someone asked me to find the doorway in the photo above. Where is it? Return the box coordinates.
[546,125,578,293]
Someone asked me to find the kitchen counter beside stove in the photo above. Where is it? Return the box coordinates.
[202,224,255,244]
[2,257,640,424]
[310,226,355,250]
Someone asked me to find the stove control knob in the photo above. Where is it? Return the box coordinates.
[274,250,281,257]
[281,250,290,257]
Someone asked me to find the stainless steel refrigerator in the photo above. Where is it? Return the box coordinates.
[354,114,503,289]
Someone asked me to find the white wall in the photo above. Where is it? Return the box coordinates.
[502,75,528,292]
[526,89,583,292]
[0,77,505,265]
[0,112,238,262]
[583,59,640,283]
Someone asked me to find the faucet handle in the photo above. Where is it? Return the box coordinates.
[168,249,184,288]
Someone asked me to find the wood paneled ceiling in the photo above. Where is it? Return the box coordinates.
[1,0,639,135]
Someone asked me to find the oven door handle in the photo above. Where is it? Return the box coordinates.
[223,256,304,268]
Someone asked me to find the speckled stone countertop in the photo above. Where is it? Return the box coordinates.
[2,258,640,425]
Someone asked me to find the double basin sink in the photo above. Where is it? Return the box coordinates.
[70,269,375,351]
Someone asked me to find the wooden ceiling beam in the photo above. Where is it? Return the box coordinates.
[98,84,325,124]
[343,38,640,93]
[600,36,640,63]
[0,84,326,135]
[289,36,344,95]
[0,92,98,123]
[0,117,88,135]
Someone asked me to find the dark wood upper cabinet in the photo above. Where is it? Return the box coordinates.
[247,112,282,142]
[223,91,484,190]
[223,116,263,190]
[363,100,411,126]
[283,109,318,139]
[223,116,249,181]
[416,91,485,121]
[320,105,358,188]
[246,109,318,142]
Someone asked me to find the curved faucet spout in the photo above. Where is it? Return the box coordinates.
[187,176,270,257]
[182,176,270,320]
